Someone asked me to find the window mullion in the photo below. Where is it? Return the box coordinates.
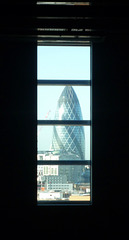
[37,120,91,126]
[37,79,91,86]
[37,160,91,165]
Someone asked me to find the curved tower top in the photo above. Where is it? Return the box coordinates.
[51,86,85,160]
[55,86,83,121]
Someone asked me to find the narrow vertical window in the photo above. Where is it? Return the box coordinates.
[37,46,92,204]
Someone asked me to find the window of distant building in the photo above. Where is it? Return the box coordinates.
[37,45,92,205]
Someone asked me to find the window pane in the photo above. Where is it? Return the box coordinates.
[37,126,90,160]
[37,46,90,80]
[37,164,91,201]
[38,86,90,120]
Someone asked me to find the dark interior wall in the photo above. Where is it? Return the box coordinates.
[92,36,129,226]
[0,35,129,231]
[0,40,37,208]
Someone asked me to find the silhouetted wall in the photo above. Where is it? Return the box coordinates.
[0,40,37,207]
[92,36,129,228]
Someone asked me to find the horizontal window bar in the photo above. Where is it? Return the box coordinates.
[37,80,91,86]
[37,160,91,165]
[37,120,91,125]
[38,201,91,206]
[37,2,90,6]
[38,41,90,46]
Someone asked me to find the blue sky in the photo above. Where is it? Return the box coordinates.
[37,46,90,80]
[37,46,91,160]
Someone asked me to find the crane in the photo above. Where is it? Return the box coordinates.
[38,110,51,136]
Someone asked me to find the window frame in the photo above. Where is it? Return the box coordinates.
[37,43,92,206]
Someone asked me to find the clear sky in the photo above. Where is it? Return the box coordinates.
[37,46,91,160]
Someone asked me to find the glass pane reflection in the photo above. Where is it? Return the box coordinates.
[37,165,91,201]
[37,126,90,160]
[37,86,90,121]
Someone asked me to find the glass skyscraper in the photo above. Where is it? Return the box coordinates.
[51,86,85,160]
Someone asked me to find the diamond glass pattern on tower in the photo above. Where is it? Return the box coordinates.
[51,86,85,160]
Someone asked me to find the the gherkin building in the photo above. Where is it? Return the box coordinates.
[51,86,85,160]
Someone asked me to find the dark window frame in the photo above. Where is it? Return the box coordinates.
[37,43,92,206]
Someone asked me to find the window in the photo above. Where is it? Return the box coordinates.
[39,156,43,160]
[37,45,92,204]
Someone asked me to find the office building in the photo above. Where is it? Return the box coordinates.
[51,86,85,160]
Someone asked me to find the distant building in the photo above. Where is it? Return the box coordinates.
[38,191,63,200]
[59,152,83,183]
[37,151,59,177]
[50,86,86,184]
[37,165,58,177]
[51,86,85,160]
[81,165,90,183]
[45,175,67,184]
[37,151,59,161]
[47,183,73,191]
[37,173,73,193]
